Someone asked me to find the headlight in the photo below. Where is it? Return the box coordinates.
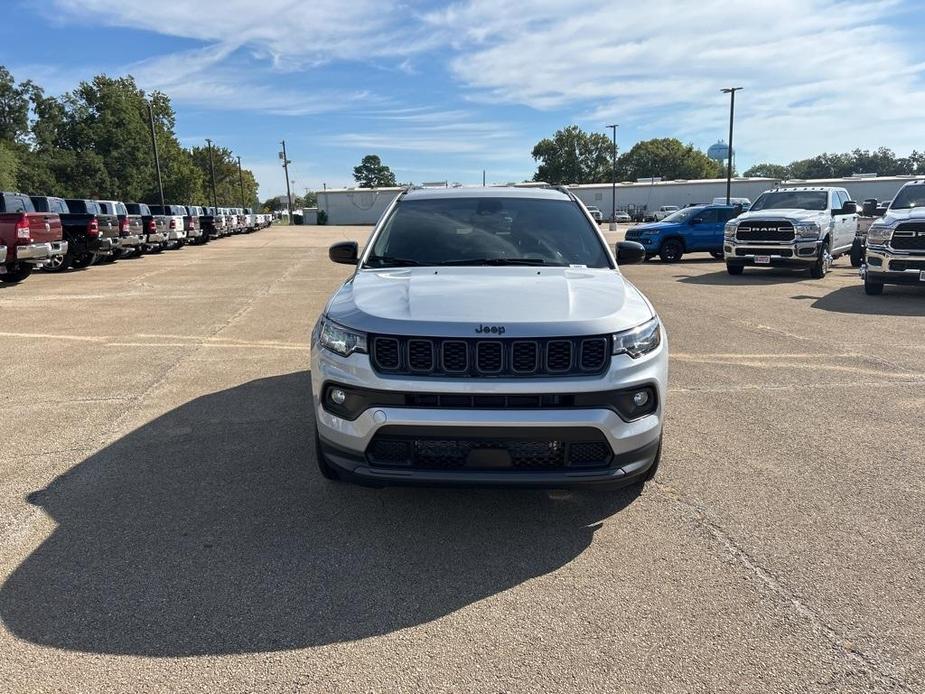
[613,317,661,358]
[319,318,367,357]
[793,222,821,240]
[724,222,737,239]
[866,224,893,245]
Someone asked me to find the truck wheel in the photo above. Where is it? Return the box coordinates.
[42,253,71,273]
[313,427,341,481]
[659,239,684,263]
[710,251,724,260]
[0,264,32,284]
[810,240,832,279]
[70,252,95,269]
[850,241,864,268]
[726,262,744,275]
[864,273,884,295]
[100,252,118,264]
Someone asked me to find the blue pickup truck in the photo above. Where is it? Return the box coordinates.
[624,204,742,262]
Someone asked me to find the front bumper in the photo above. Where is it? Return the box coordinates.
[14,240,69,263]
[311,330,667,488]
[865,246,925,285]
[724,239,820,266]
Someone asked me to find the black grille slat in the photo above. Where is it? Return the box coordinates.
[373,337,400,370]
[476,342,503,374]
[736,248,794,257]
[890,258,925,271]
[407,339,435,372]
[546,340,573,373]
[735,221,795,242]
[580,338,607,371]
[371,335,609,377]
[891,227,925,251]
[441,341,468,373]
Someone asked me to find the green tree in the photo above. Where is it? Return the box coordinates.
[0,66,33,143]
[743,163,790,179]
[616,138,724,181]
[0,140,18,189]
[190,145,258,207]
[531,125,612,184]
[353,154,397,188]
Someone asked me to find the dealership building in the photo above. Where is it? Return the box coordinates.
[314,175,923,225]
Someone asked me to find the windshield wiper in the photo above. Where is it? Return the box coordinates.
[364,255,422,267]
[439,257,555,266]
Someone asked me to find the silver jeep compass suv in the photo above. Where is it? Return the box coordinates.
[311,187,667,488]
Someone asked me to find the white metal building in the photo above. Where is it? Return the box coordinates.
[314,176,924,225]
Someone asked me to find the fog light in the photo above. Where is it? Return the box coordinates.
[330,388,347,405]
[632,391,649,407]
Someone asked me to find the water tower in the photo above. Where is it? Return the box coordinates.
[708,140,734,172]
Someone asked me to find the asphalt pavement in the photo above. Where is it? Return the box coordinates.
[1,225,923,693]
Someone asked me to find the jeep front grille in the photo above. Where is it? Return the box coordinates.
[370,335,611,377]
[735,221,795,242]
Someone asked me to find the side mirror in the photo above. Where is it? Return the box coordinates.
[616,241,646,265]
[843,201,858,215]
[329,241,358,265]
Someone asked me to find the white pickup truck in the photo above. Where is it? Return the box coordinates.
[863,179,925,294]
[651,205,680,221]
[722,186,858,278]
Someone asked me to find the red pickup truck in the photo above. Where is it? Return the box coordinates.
[0,192,67,285]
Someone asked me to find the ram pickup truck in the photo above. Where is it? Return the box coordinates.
[98,200,143,260]
[0,192,67,284]
[124,202,167,253]
[650,205,680,222]
[723,187,858,278]
[625,204,741,262]
[31,197,118,270]
[862,179,925,295]
[181,205,205,245]
[311,186,664,489]
[149,204,188,249]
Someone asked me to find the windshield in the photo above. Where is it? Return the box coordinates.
[751,191,827,211]
[889,185,925,210]
[661,207,702,223]
[366,197,611,268]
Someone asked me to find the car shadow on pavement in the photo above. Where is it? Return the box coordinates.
[0,371,640,656]
[676,268,815,285]
[795,285,925,316]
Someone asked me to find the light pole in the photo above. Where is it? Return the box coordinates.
[205,138,218,210]
[236,155,246,210]
[146,100,165,208]
[721,87,742,205]
[607,123,618,230]
[279,140,293,223]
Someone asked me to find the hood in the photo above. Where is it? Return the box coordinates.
[325,266,655,338]
[627,221,678,233]
[735,208,826,222]
[881,207,925,225]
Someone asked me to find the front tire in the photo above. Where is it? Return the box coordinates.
[726,262,744,275]
[810,239,831,279]
[850,240,864,268]
[659,238,684,263]
[864,273,884,295]
[70,252,95,269]
[43,252,71,273]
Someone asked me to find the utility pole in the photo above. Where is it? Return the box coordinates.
[147,100,165,207]
[721,87,743,205]
[279,140,293,223]
[482,170,486,186]
[205,138,218,210]
[236,156,246,209]
[607,124,618,230]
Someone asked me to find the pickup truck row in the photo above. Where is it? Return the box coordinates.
[1,192,273,285]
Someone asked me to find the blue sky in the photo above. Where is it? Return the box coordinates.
[3,0,925,198]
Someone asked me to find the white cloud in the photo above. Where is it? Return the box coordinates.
[424,0,925,165]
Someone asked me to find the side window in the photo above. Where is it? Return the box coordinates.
[718,208,737,223]
[697,209,719,224]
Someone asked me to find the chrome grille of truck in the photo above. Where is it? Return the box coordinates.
[370,335,611,377]
[735,221,795,242]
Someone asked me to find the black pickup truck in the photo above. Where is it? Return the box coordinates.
[30,196,117,271]
[125,202,168,253]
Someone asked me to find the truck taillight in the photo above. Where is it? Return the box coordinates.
[119,218,129,235]
[169,218,177,230]
[14,213,31,242]
[147,219,156,232]
[87,218,100,237]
